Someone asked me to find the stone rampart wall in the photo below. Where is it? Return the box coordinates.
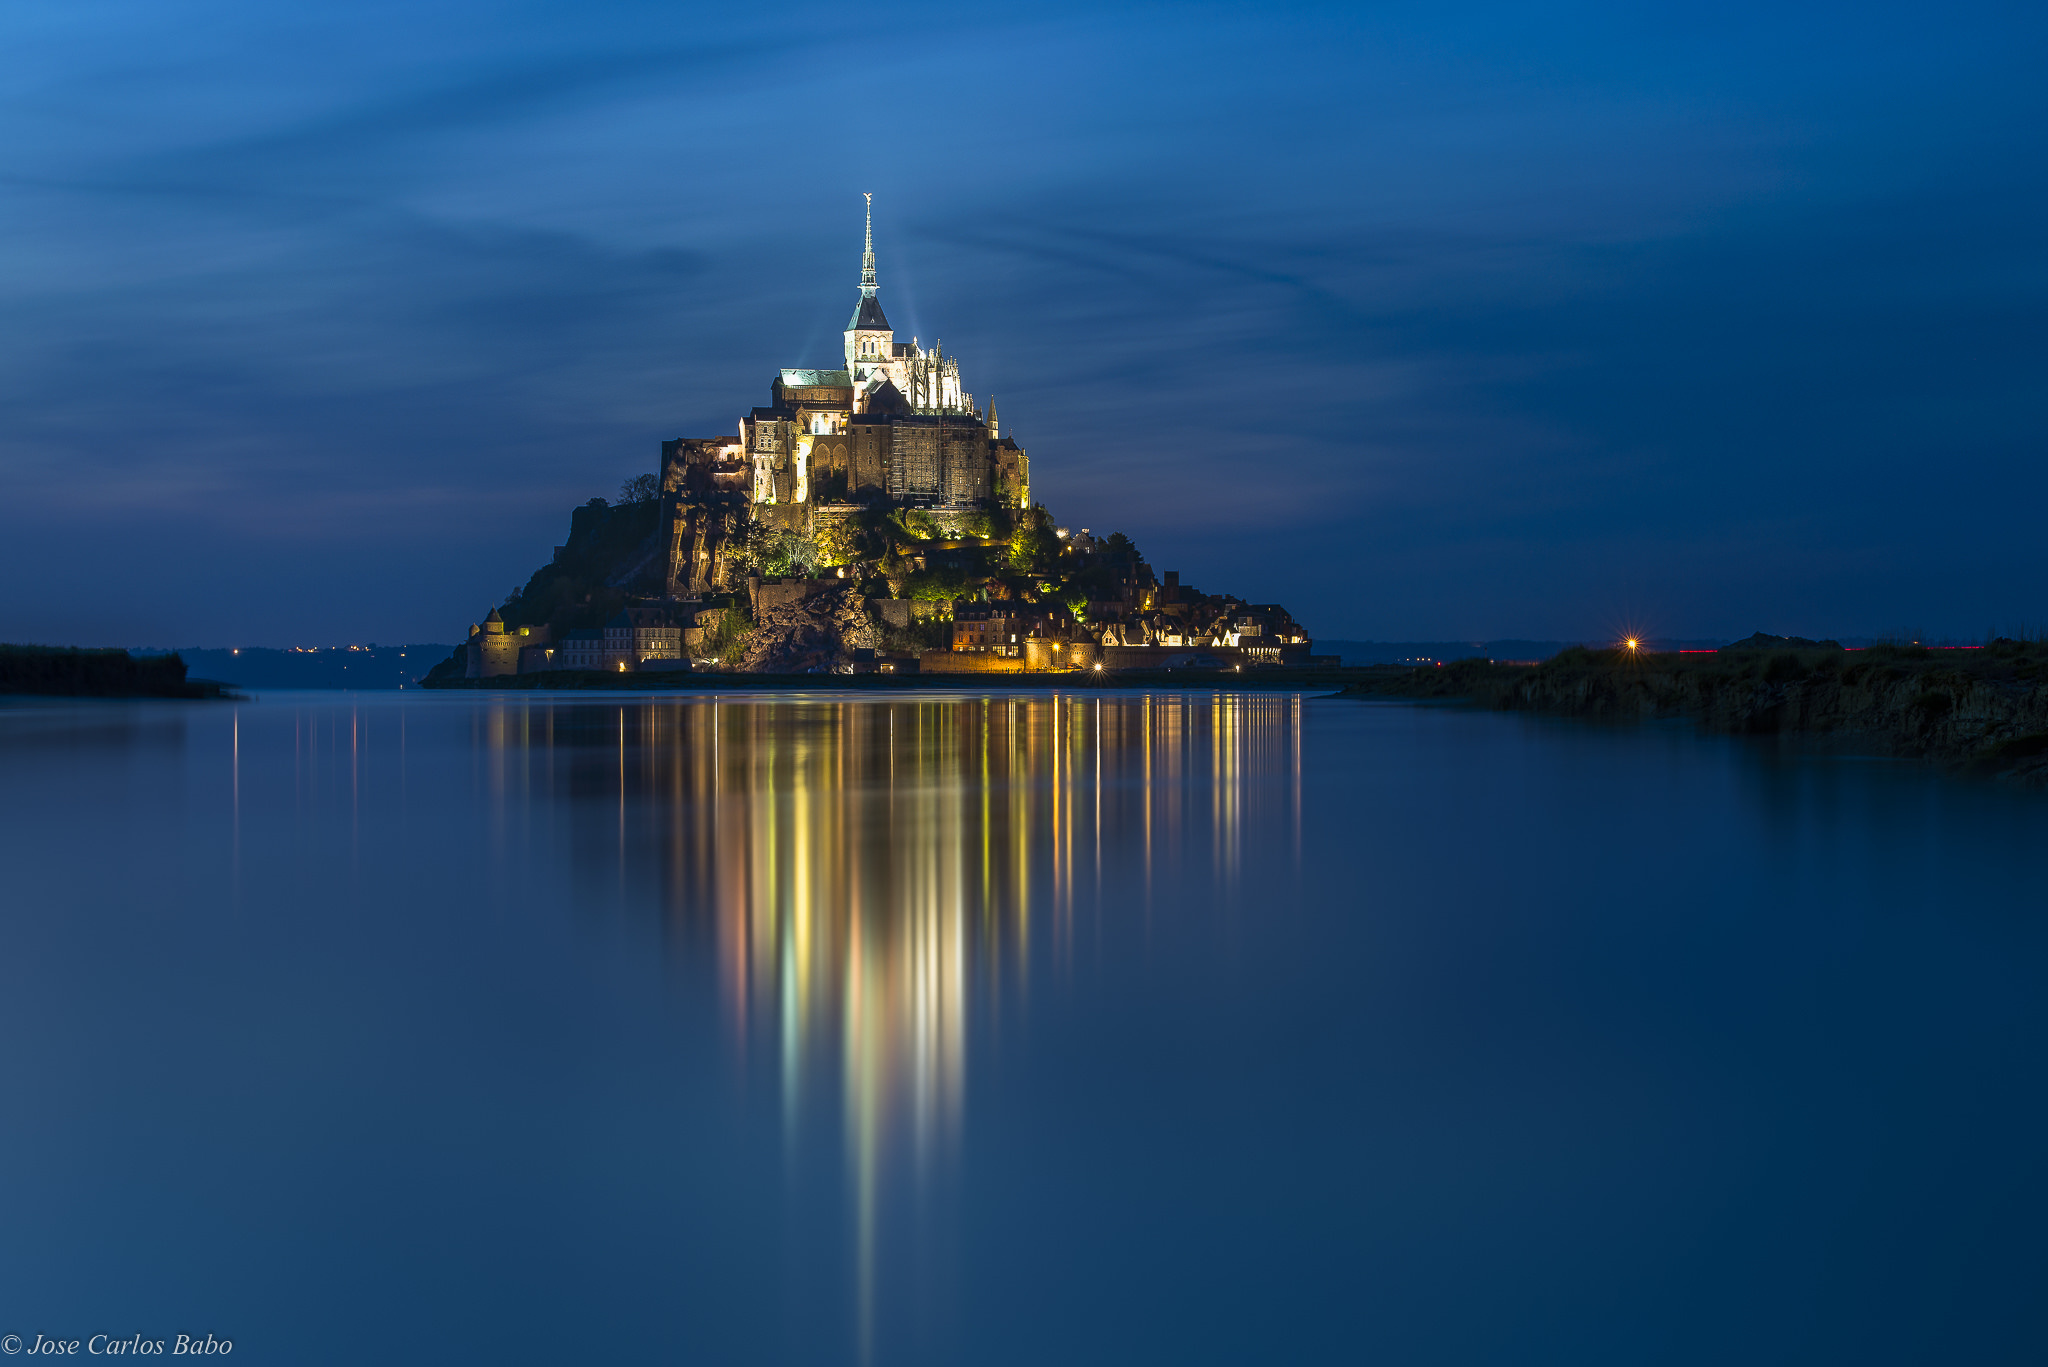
[750,576,837,614]
[1101,645,1247,670]
[919,652,1028,674]
[868,598,953,630]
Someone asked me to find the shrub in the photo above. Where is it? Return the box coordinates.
[902,566,974,602]
[883,617,953,653]
[733,524,820,578]
[1764,652,1807,683]
[701,606,753,666]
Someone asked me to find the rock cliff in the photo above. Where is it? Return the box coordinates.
[733,584,880,674]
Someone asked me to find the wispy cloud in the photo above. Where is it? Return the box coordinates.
[0,0,2043,644]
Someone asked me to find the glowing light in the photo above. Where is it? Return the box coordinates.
[1624,638,1640,650]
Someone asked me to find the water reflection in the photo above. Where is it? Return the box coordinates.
[479,691,1303,1356]
[12,692,2045,1364]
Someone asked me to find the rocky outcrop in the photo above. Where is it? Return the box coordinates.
[1345,642,2048,784]
[733,584,880,674]
[665,500,749,598]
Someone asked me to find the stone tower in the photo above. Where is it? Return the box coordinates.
[844,193,895,381]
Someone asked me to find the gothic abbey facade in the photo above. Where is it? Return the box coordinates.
[661,197,1029,596]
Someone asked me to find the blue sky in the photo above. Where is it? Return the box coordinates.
[2,0,2043,645]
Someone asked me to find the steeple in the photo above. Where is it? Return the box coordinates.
[846,193,891,333]
[860,192,877,297]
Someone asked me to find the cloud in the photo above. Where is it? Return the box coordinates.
[0,0,2043,644]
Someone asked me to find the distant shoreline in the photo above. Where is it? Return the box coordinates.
[1341,637,2048,784]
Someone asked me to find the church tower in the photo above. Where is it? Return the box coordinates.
[844,193,894,381]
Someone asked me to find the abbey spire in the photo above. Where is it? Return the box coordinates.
[860,191,878,297]
[845,192,894,376]
[846,193,891,336]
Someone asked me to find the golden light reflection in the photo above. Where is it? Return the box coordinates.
[478,690,1304,1358]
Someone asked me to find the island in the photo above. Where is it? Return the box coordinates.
[422,198,1326,689]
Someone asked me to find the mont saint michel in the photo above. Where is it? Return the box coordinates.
[11,4,2048,1363]
[425,198,1315,683]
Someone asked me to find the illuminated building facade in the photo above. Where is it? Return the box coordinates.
[661,195,1029,523]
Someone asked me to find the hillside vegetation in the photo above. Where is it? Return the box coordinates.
[1344,634,2048,784]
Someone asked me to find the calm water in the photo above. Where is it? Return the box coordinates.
[1,690,2044,1365]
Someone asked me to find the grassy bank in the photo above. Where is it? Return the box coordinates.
[1343,638,2048,783]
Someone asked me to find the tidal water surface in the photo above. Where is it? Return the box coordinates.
[1,690,2044,1365]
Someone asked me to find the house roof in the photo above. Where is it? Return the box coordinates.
[780,368,852,387]
[862,378,911,415]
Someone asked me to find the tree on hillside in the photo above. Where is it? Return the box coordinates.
[894,508,940,541]
[734,523,821,578]
[619,473,660,505]
[815,518,870,568]
[1007,505,1060,575]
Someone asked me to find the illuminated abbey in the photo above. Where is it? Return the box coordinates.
[660,196,1028,524]
[441,196,1319,679]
